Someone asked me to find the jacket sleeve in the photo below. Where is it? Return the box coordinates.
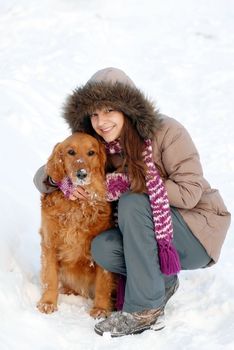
[161,120,204,209]
[33,165,58,194]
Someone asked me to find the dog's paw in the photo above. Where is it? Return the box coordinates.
[37,300,58,314]
[89,307,110,319]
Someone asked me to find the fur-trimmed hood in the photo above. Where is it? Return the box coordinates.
[63,67,162,139]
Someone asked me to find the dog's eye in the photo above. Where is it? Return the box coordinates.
[68,149,76,156]
[87,150,95,156]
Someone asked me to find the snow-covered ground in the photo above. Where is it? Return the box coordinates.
[0,0,233,349]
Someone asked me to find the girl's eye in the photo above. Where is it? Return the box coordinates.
[68,149,76,156]
[87,150,95,156]
[90,113,98,119]
[106,108,114,113]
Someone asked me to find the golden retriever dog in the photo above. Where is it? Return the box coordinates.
[37,132,116,318]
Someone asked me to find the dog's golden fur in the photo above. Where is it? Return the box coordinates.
[37,132,116,318]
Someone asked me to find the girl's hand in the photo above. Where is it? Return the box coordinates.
[68,186,90,200]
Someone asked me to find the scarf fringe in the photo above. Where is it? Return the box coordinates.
[158,242,181,275]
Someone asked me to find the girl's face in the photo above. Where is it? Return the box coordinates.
[90,108,124,142]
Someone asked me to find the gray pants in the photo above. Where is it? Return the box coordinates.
[91,193,211,313]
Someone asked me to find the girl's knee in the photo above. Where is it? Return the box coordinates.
[91,230,123,271]
[91,235,103,265]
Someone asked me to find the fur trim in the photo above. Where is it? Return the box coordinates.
[63,81,162,139]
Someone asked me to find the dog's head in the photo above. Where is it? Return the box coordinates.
[46,133,106,186]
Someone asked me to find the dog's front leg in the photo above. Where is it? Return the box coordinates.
[90,265,115,319]
[37,243,59,314]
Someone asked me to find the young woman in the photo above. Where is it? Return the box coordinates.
[34,67,231,337]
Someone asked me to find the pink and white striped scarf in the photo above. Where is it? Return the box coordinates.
[105,139,181,276]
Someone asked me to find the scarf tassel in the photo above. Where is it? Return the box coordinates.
[158,241,181,275]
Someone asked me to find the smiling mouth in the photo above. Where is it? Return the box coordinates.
[100,126,114,133]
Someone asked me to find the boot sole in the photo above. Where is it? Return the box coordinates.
[94,313,165,337]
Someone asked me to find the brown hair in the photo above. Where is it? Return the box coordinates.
[120,117,147,193]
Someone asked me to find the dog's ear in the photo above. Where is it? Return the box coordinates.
[46,143,66,182]
[98,143,107,177]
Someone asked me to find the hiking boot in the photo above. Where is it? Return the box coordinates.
[94,277,179,337]
[94,307,165,337]
[164,276,179,306]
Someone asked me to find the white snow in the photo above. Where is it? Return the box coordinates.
[0,0,234,349]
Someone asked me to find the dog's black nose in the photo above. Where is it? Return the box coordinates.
[76,169,87,180]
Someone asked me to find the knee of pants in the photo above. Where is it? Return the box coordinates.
[118,192,151,225]
[91,232,123,272]
[91,235,106,268]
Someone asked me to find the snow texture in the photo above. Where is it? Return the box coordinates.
[0,0,233,349]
